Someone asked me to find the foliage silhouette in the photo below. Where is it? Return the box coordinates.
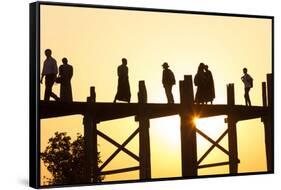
[41,132,104,185]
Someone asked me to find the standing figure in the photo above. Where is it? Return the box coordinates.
[241,67,253,106]
[40,49,59,101]
[58,57,73,102]
[194,63,207,104]
[204,65,215,104]
[162,62,176,104]
[114,58,131,103]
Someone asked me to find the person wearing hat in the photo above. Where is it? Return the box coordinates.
[162,62,176,104]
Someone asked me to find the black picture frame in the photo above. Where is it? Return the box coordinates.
[30,1,274,188]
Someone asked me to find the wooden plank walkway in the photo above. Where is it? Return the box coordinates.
[40,101,268,122]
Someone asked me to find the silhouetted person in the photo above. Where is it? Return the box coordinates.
[114,58,131,103]
[162,62,175,104]
[40,49,59,101]
[204,64,215,104]
[138,81,147,103]
[57,58,73,102]
[194,63,207,104]
[241,67,253,106]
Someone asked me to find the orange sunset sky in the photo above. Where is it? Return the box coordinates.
[39,4,272,185]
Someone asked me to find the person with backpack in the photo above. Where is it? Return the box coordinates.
[162,62,176,104]
[241,67,253,106]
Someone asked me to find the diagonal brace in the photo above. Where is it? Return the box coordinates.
[99,128,140,172]
[197,129,228,165]
[198,160,240,169]
[97,130,139,162]
[196,128,230,161]
[100,166,140,175]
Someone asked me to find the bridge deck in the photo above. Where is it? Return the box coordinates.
[40,100,268,122]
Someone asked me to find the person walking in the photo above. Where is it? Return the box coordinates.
[114,58,131,103]
[241,67,253,106]
[204,64,215,104]
[40,49,59,101]
[162,62,176,104]
[57,57,73,102]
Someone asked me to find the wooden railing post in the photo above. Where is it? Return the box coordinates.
[83,86,99,183]
[262,82,267,107]
[227,83,235,105]
[179,75,197,177]
[267,74,272,107]
[226,83,238,174]
[136,81,151,179]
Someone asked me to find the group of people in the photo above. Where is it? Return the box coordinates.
[41,48,253,106]
[40,49,73,102]
[111,60,253,106]
[162,63,253,106]
[112,60,177,104]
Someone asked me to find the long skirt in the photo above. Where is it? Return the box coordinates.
[60,82,73,102]
[195,86,205,104]
[115,77,131,102]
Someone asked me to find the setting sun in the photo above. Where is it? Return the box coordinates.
[193,116,199,125]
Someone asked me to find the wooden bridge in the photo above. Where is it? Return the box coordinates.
[40,74,273,183]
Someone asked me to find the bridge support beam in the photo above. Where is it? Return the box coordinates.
[227,117,238,174]
[83,86,99,183]
[137,81,151,179]
[263,117,273,172]
[180,75,197,177]
[227,84,238,174]
[263,74,273,172]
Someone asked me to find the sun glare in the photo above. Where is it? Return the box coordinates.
[193,117,199,125]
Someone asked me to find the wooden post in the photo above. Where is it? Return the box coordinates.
[226,83,238,174]
[83,86,99,183]
[90,86,96,102]
[263,74,273,172]
[227,83,235,105]
[267,74,272,107]
[262,82,267,107]
[179,75,197,177]
[136,81,151,179]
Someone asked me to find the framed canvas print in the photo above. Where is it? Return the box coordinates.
[29,1,274,188]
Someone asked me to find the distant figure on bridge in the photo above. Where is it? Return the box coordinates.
[204,64,215,104]
[40,49,60,101]
[57,57,73,102]
[114,58,131,103]
[194,63,207,104]
[162,62,176,104]
[241,67,253,106]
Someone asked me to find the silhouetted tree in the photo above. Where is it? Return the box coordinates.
[41,132,104,185]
